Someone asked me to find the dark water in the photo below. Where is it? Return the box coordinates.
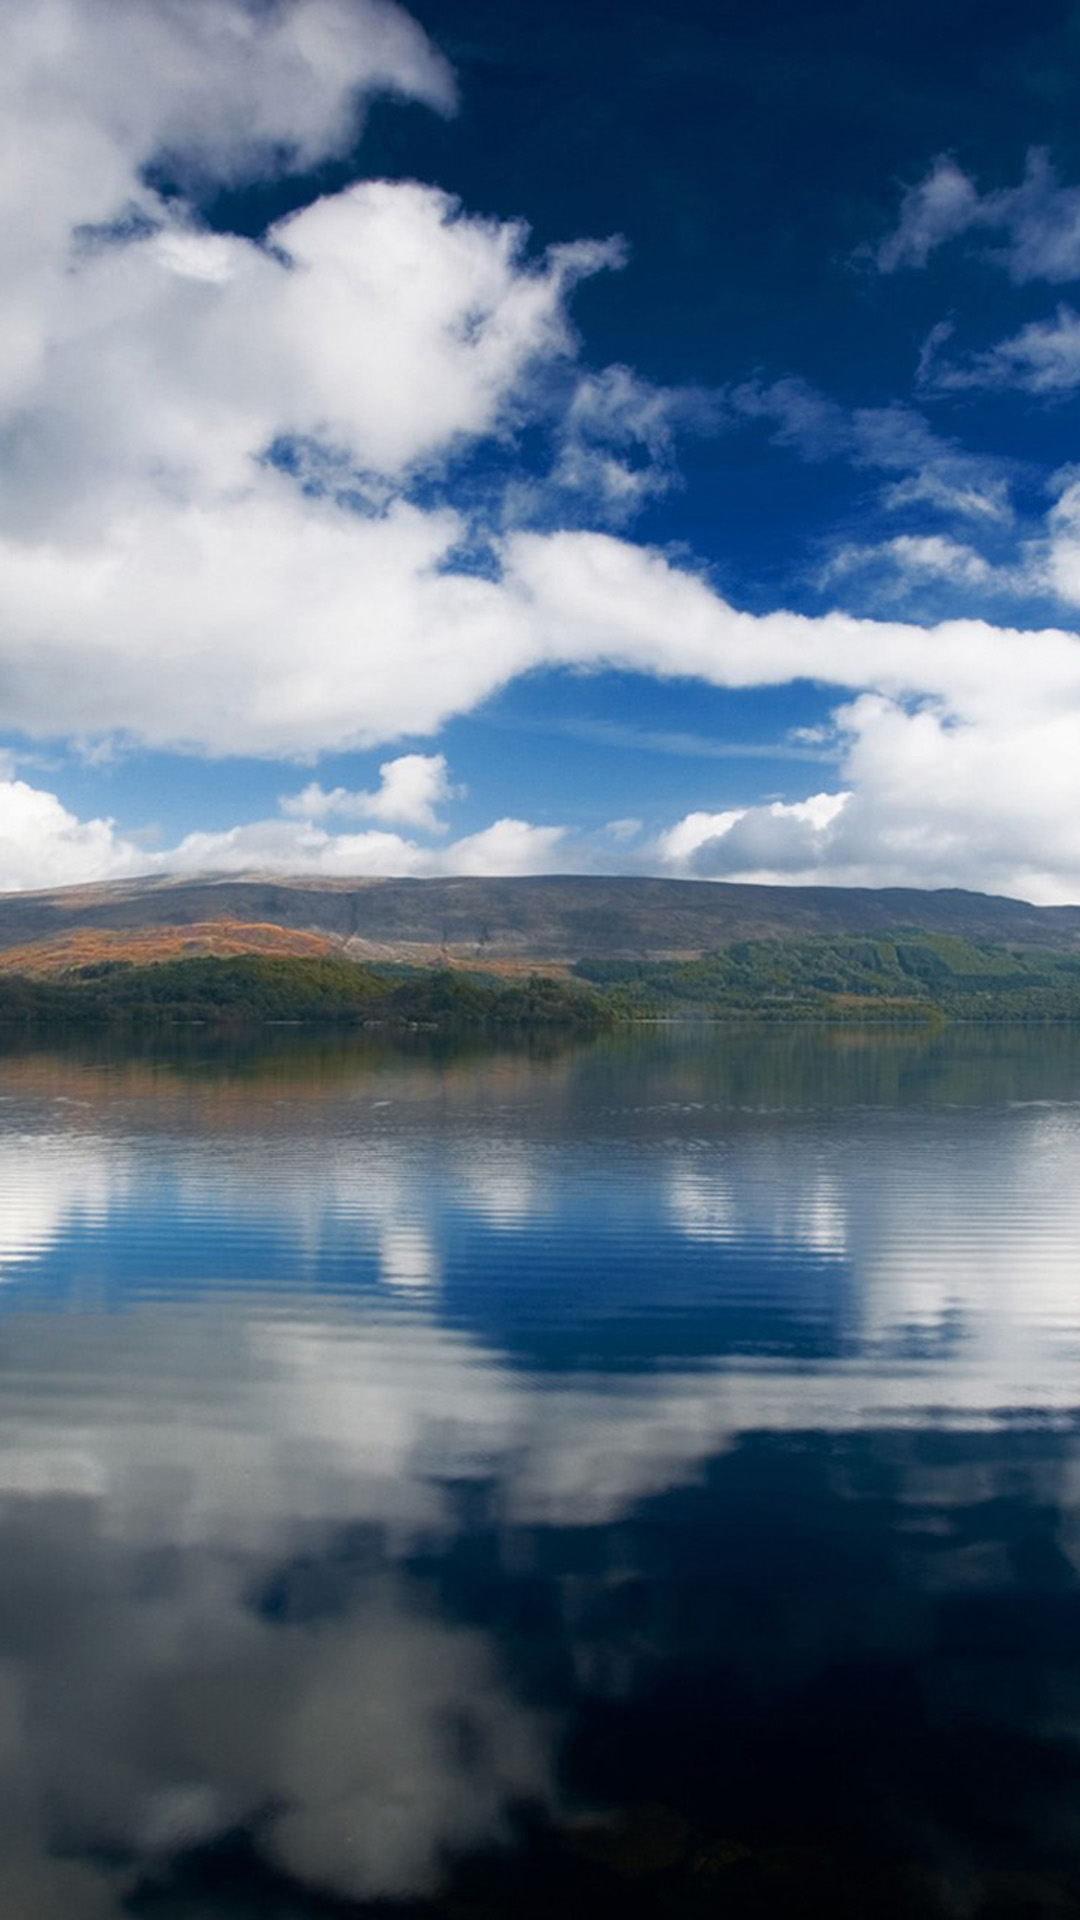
[4,1025,1080,1918]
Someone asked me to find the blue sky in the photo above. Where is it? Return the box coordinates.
[5,0,1080,898]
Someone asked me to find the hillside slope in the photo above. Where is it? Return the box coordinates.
[0,872,1077,964]
[0,921,343,974]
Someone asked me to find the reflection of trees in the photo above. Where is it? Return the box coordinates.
[571,1022,1080,1116]
[2,1021,1080,1135]
[0,1028,586,1130]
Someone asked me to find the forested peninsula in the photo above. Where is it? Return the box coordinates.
[4,930,1080,1029]
[0,955,605,1030]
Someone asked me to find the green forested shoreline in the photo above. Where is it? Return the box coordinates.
[3,930,1080,1028]
[0,954,608,1028]
[574,930,1080,1022]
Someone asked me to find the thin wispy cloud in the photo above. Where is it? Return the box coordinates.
[876,149,1080,285]
[553,718,839,763]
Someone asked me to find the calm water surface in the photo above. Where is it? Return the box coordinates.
[4,1025,1080,1917]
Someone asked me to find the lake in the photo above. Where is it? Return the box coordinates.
[3,1023,1080,1918]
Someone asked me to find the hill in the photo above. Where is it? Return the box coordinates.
[0,883,1080,1025]
[0,872,1079,967]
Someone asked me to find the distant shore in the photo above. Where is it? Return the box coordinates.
[1,935,1080,1029]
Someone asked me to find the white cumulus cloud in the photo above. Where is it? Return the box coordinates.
[0,755,572,891]
[656,793,849,880]
[655,695,1080,903]
[0,0,626,758]
[162,809,568,882]
[282,753,456,832]
[0,776,145,890]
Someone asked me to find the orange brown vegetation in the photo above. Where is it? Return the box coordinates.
[0,922,346,975]
[0,922,574,982]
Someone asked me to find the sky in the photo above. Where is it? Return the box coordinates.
[6,0,1080,900]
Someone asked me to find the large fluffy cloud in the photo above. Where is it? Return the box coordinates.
[654,695,1080,901]
[9,498,1080,897]
[1,0,454,415]
[0,773,146,889]
[11,502,1080,896]
[0,0,624,752]
[10,490,1080,770]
